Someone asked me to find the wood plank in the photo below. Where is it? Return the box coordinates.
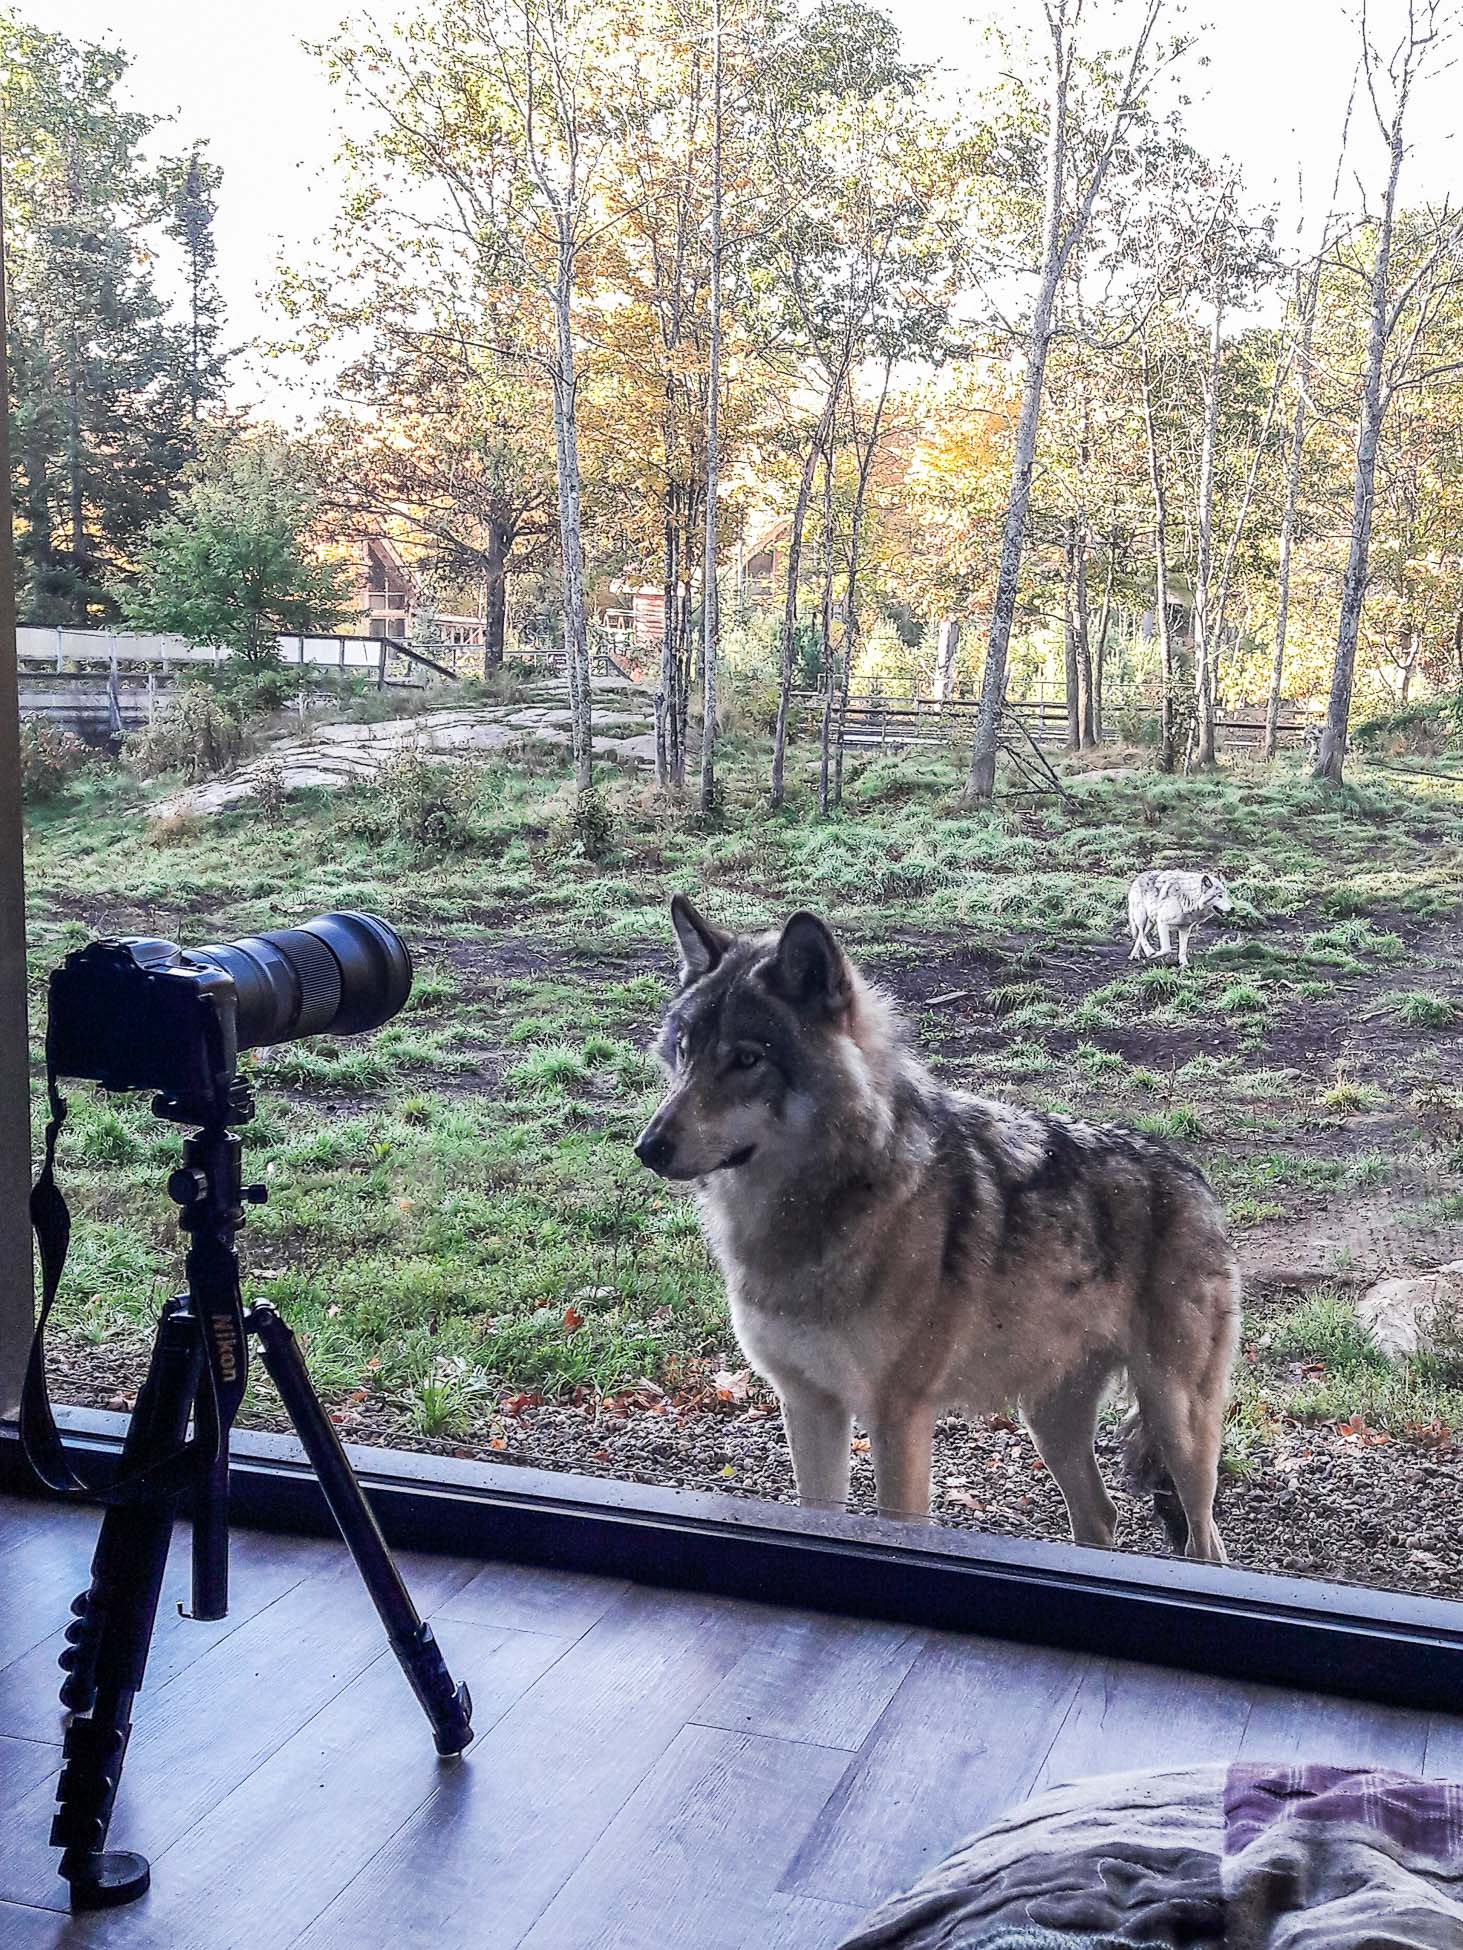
[1028,1657,1253,1797]
[520,1724,850,1950]
[0,1899,77,1948]
[0,1518,106,1674]
[0,1734,61,1811]
[0,1527,318,1745]
[783,1633,1087,1912]
[693,1612,923,1752]
[59,1621,567,1950]
[1238,1683,1431,1774]
[292,1585,753,1950]
[433,1559,628,1641]
[762,1893,866,1950]
[1420,1712,1463,1779]
[0,1544,478,1911]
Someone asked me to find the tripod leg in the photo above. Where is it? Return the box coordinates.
[53,1300,201,1911]
[248,1303,473,1756]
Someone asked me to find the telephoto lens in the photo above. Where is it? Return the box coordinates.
[189,912,412,1051]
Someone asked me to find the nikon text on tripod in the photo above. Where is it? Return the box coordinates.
[21,911,474,1913]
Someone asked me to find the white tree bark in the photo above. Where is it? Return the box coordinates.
[1141,338,1179,772]
[934,617,961,701]
[964,0,1167,801]
[1190,286,1223,766]
[1318,2,1458,781]
[1265,257,1322,759]
[699,0,723,815]
[551,240,593,795]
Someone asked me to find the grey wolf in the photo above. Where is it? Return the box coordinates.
[1127,869,1233,967]
[634,895,1240,1560]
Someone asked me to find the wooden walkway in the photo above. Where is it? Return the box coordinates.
[1,1491,1459,1948]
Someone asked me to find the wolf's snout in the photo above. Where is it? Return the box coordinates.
[634,1124,675,1176]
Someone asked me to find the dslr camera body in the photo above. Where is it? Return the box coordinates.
[45,911,412,1114]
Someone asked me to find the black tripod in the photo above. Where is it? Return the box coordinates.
[46,1085,474,1911]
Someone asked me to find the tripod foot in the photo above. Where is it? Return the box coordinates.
[64,1850,151,1911]
[394,1623,474,1755]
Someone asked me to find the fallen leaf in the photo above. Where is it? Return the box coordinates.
[850,1436,871,1454]
[713,1367,751,1403]
[563,1305,585,1333]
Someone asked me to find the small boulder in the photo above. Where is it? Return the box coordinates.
[1355,1262,1463,1359]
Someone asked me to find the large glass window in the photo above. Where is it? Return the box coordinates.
[7,0,1463,1616]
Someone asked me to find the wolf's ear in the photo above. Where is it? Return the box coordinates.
[671,893,731,986]
[1200,871,1217,890]
[768,911,851,1016]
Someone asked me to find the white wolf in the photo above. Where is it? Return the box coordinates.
[1127,870,1233,968]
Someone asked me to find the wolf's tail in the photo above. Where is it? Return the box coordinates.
[1119,1403,1190,1554]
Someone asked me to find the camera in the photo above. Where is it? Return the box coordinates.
[45,910,412,1108]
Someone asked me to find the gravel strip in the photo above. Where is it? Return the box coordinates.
[49,1335,1463,1605]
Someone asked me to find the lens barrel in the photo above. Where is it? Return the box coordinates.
[189,912,412,1051]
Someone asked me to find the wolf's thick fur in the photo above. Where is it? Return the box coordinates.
[634,897,1241,1561]
[1127,869,1233,967]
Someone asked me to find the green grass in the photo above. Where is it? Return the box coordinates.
[22,732,1463,1433]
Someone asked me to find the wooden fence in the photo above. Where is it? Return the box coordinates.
[788,690,1316,754]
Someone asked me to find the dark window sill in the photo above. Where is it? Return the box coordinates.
[4,1404,1462,1712]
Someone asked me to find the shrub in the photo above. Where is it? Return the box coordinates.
[127,690,242,782]
[253,759,289,825]
[1353,691,1463,758]
[18,717,88,801]
[549,788,614,862]
[373,751,478,850]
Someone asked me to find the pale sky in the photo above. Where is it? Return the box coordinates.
[17,0,1460,411]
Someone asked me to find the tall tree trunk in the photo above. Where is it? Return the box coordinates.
[1318,116,1405,782]
[1191,289,1223,768]
[700,1,723,817]
[1075,523,1095,747]
[1266,257,1322,759]
[482,510,508,676]
[817,436,837,815]
[1062,523,1081,751]
[657,460,678,789]
[834,367,888,806]
[1398,626,1419,703]
[934,618,960,701]
[770,411,831,809]
[963,35,1072,802]
[1092,538,1116,745]
[551,244,593,797]
[1453,599,1463,683]
[963,0,1163,801]
[1141,342,1178,773]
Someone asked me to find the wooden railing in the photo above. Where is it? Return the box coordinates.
[787,689,1316,753]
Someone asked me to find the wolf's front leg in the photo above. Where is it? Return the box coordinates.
[1177,925,1191,968]
[1156,918,1174,959]
[778,1381,853,1510]
[869,1405,934,1522]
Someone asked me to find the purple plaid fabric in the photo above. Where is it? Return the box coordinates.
[1225,1764,1463,1862]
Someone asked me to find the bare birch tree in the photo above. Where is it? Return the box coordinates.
[700,0,723,814]
[1316,0,1463,782]
[963,0,1176,801]
[1265,96,1355,757]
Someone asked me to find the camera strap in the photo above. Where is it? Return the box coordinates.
[20,1040,238,1506]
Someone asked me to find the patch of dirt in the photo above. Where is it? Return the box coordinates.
[51,1334,1463,1604]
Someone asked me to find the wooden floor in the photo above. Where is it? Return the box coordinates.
[2,1493,1461,1949]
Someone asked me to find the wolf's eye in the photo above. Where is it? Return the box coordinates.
[731,1047,763,1071]
[675,1033,689,1066]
